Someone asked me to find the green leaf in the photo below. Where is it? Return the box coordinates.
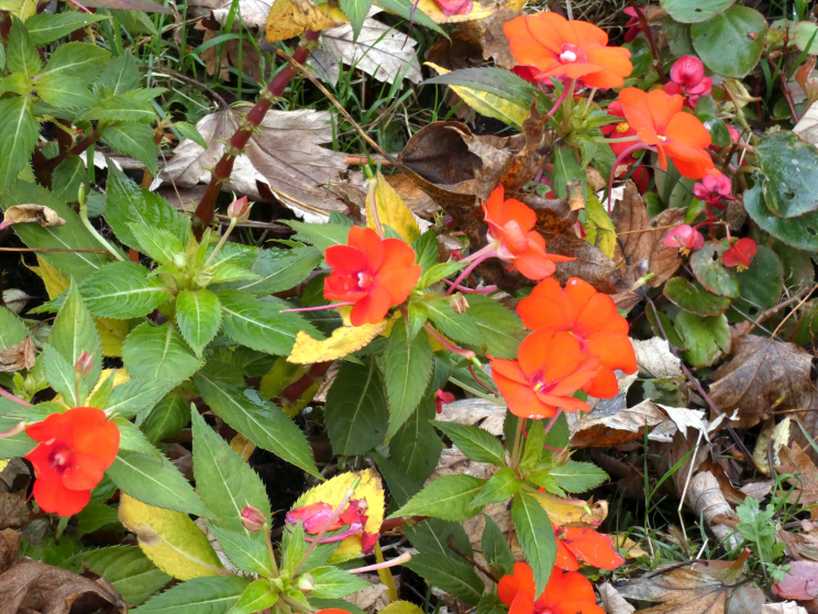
[663,276,731,316]
[405,552,482,605]
[309,566,370,598]
[690,241,740,298]
[481,516,514,575]
[210,527,274,577]
[82,87,163,124]
[417,260,464,289]
[390,474,484,521]
[384,319,433,439]
[122,322,203,385]
[228,578,278,614]
[51,157,85,203]
[126,225,185,269]
[325,361,388,456]
[0,306,27,350]
[424,296,482,348]
[81,546,171,606]
[471,467,519,507]
[552,145,584,201]
[80,261,169,319]
[7,18,41,77]
[217,291,318,356]
[190,409,271,537]
[42,344,79,405]
[691,5,766,77]
[735,244,783,312]
[549,460,609,494]
[795,21,818,55]
[744,183,818,251]
[373,0,445,36]
[195,374,320,477]
[340,0,371,39]
[390,396,442,483]
[0,96,39,190]
[511,492,555,595]
[95,52,140,95]
[26,12,108,44]
[660,0,735,23]
[106,379,177,420]
[50,283,102,399]
[433,422,505,465]
[104,167,190,251]
[35,42,110,108]
[757,132,818,218]
[466,295,525,359]
[284,220,349,252]
[173,121,207,148]
[176,289,222,356]
[142,392,190,444]
[101,123,159,174]
[132,576,249,614]
[673,311,731,367]
[235,247,322,295]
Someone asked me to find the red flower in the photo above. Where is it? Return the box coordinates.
[498,561,604,614]
[693,171,732,207]
[516,278,636,399]
[661,224,705,252]
[25,407,120,517]
[601,101,650,192]
[286,498,378,554]
[664,55,712,107]
[435,389,455,414]
[434,0,472,15]
[616,88,715,179]
[555,526,625,571]
[324,227,421,326]
[490,330,598,419]
[722,238,757,270]
[503,12,632,89]
[483,185,572,280]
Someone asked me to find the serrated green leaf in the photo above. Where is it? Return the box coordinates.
[309,566,370,599]
[127,224,185,267]
[82,87,163,124]
[0,96,39,190]
[132,576,249,614]
[405,552,482,605]
[95,52,140,96]
[122,322,202,385]
[101,123,158,174]
[211,527,274,577]
[235,247,322,295]
[390,474,484,521]
[228,578,278,614]
[26,12,108,44]
[176,289,222,356]
[42,343,79,404]
[549,460,609,494]
[511,492,555,595]
[466,295,525,359]
[284,220,349,252]
[325,361,388,456]
[80,261,169,319]
[36,42,110,108]
[7,18,41,77]
[81,546,171,606]
[142,392,189,444]
[433,422,505,465]
[390,395,442,483]
[471,467,519,507]
[0,306,28,350]
[106,379,176,421]
[481,515,514,575]
[384,320,433,439]
[424,296,482,348]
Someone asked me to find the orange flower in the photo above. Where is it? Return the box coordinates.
[483,185,572,281]
[25,407,120,517]
[555,526,625,571]
[516,277,636,399]
[489,330,598,419]
[503,12,632,89]
[498,561,604,614]
[616,87,714,179]
[324,227,421,326]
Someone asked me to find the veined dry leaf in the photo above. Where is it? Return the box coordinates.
[599,581,636,614]
[685,470,740,549]
[570,398,667,448]
[708,335,814,429]
[548,232,621,294]
[435,397,505,436]
[794,100,818,145]
[633,337,683,378]
[0,205,65,229]
[0,337,35,373]
[265,0,347,41]
[160,108,362,221]
[310,18,422,85]
[774,561,818,601]
[779,443,818,508]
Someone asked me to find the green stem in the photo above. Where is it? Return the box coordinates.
[511,417,527,468]
[78,186,124,262]
[204,217,237,268]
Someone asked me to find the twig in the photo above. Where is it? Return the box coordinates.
[628,2,665,81]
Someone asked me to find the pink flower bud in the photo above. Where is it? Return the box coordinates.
[670,55,706,88]
[434,0,472,16]
[241,504,266,532]
[693,171,732,205]
[661,224,704,252]
[722,238,757,270]
[226,196,251,221]
[74,351,94,377]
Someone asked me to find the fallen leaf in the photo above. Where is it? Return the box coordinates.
[435,397,505,436]
[633,337,683,378]
[685,470,740,549]
[708,335,815,429]
[774,561,818,601]
[570,398,668,448]
[794,100,818,146]
[599,581,636,614]
[1,289,30,315]
[0,205,66,229]
[0,337,35,373]
[547,233,621,294]
[779,443,818,509]
[264,0,347,41]
[752,418,791,475]
[780,522,818,562]
[365,171,420,242]
[160,108,363,221]
[287,321,386,364]
[310,18,422,85]
[0,530,19,573]
[762,602,808,614]
[0,493,29,530]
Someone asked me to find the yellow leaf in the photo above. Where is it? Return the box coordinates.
[416,0,495,22]
[118,494,224,580]
[287,320,386,364]
[532,492,609,527]
[585,193,617,258]
[425,62,530,127]
[230,433,255,461]
[292,468,384,561]
[366,172,420,243]
[0,0,36,19]
[97,318,128,357]
[28,256,68,300]
[265,0,347,42]
[379,601,425,614]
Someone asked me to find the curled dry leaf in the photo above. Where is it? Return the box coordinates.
[0,337,36,373]
[598,581,635,614]
[161,108,363,221]
[633,337,683,378]
[779,443,818,509]
[708,335,815,429]
[0,205,66,229]
[685,470,740,549]
[435,397,505,436]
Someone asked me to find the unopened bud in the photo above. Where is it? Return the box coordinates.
[74,352,94,377]
[227,196,252,222]
[241,504,266,532]
[297,573,314,592]
[449,293,469,315]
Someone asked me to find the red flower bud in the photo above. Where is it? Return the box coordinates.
[670,55,705,88]
[74,351,94,377]
[722,238,757,270]
[226,196,252,221]
[241,504,266,532]
[433,0,472,15]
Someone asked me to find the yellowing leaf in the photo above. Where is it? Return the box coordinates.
[532,492,609,527]
[366,172,420,243]
[230,433,255,461]
[425,62,530,127]
[292,468,384,561]
[29,256,68,300]
[585,193,617,258]
[118,494,224,580]
[97,317,128,357]
[416,0,495,22]
[265,0,347,42]
[287,321,386,364]
[0,0,36,20]
[379,601,425,614]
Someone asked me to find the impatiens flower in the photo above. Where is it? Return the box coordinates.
[601,101,650,193]
[240,504,266,532]
[503,12,632,89]
[664,55,712,107]
[498,561,604,614]
[434,0,472,16]
[661,224,705,252]
[617,88,715,179]
[483,185,573,280]
[25,407,120,517]
[324,227,421,326]
[693,170,732,207]
[516,277,637,399]
[722,237,757,270]
[286,498,378,554]
[490,330,599,419]
[555,525,625,571]
[435,389,455,414]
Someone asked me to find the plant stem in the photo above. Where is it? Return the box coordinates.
[203,217,237,268]
[0,386,30,408]
[511,417,527,468]
[348,551,412,574]
[78,189,124,262]
[446,243,497,295]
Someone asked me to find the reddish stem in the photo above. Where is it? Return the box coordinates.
[192,31,320,236]
[606,142,652,213]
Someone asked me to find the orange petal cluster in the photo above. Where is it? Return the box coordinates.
[324,227,421,326]
[25,407,120,517]
[616,87,714,179]
[554,525,625,571]
[516,277,637,398]
[483,185,573,281]
[503,12,632,89]
[499,561,604,614]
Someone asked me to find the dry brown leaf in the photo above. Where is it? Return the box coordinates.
[685,470,740,549]
[0,337,35,373]
[762,603,809,614]
[570,398,667,448]
[708,335,815,429]
[780,521,818,561]
[599,581,636,614]
[0,205,65,229]
[199,28,261,82]
[435,398,505,436]
[780,443,818,508]
[633,337,683,378]
[548,233,622,294]
[0,530,19,573]
[774,560,818,601]
[160,108,363,221]
[0,493,29,530]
